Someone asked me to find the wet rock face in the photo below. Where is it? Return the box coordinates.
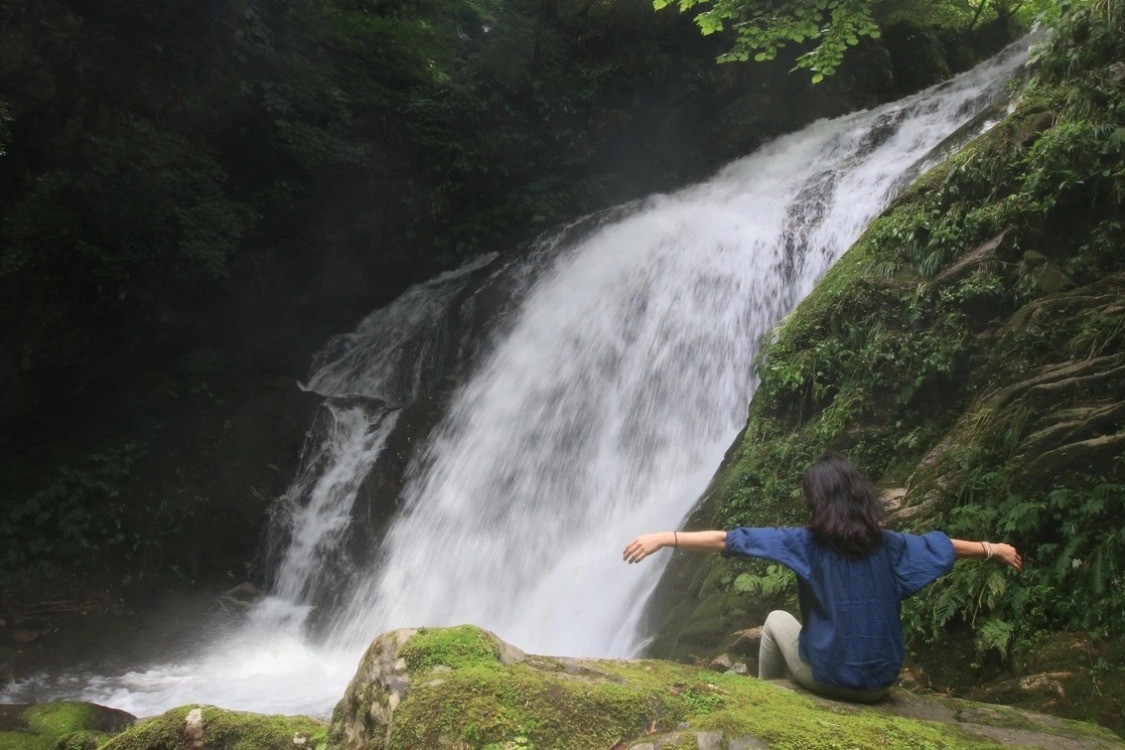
[331,629,419,750]
[908,274,1125,509]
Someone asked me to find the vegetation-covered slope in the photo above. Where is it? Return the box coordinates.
[644,2,1125,734]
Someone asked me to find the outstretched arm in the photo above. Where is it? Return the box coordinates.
[622,530,726,564]
[951,538,1022,572]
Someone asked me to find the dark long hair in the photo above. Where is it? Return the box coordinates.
[803,454,885,557]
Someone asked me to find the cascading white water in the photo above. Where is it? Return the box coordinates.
[0,40,1028,717]
[268,402,400,606]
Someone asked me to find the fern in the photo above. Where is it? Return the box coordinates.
[984,569,1007,609]
[910,482,1125,653]
[733,565,796,598]
[975,618,1016,657]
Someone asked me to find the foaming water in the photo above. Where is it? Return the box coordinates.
[1,40,1028,717]
[75,600,354,717]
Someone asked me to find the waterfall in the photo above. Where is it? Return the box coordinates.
[0,40,1029,717]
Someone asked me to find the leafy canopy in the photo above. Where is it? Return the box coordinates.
[653,0,882,82]
[653,0,1051,80]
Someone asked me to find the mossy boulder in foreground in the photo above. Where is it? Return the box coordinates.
[97,705,327,750]
[0,701,134,750]
[328,625,1123,750]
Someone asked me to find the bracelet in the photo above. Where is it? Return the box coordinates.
[981,541,994,560]
[673,531,679,549]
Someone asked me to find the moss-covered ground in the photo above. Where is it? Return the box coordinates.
[341,626,1122,750]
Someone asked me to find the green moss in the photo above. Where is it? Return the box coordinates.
[0,703,123,750]
[0,731,52,750]
[377,631,1073,750]
[20,705,94,738]
[398,624,504,673]
[54,731,105,750]
[100,706,327,750]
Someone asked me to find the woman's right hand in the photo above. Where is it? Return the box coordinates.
[622,533,670,564]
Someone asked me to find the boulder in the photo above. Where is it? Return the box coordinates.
[0,701,135,750]
[328,625,1124,750]
[100,705,327,750]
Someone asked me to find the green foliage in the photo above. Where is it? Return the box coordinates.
[744,258,982,480]
[1,115,254,284]
[1031,0,1125,82]
[904,481,1124,663]
[653,0,1053,80]
[0,0,496,348]
[483,737,535,750]
[732,562,798,615]
[654,0,883,80]
[0,0,761,369]
[0,444,144,569]
[1019,119,1125,216]
[733,563,796,598]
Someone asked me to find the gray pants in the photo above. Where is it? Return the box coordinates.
[758,610,890,703]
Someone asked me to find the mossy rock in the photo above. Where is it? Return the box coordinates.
[328,625,1122,750]
[99,705,327,750]
[0,702,134,750]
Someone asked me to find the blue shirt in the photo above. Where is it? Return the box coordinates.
[724,527,955,690]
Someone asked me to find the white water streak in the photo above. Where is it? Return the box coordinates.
[270,403,400,605]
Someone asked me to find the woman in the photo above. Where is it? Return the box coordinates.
[623,454,1022,702]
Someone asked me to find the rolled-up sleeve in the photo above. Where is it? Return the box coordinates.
[724,527,812,580]
[892,530,956,598]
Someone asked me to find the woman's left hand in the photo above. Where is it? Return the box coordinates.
[992,543,1022,572]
